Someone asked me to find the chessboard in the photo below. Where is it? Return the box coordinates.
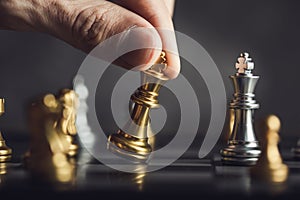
[1,133,300,200]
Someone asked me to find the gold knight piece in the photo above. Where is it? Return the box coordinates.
[107,51,169,162]
[24,89,79,184]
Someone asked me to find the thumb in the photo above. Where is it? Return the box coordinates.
[113,0,181,79]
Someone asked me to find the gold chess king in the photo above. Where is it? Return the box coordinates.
[107,51,169,161]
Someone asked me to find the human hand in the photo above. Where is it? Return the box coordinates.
[0,0,180,79]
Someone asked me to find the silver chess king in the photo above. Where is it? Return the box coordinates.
[220,52,261,165]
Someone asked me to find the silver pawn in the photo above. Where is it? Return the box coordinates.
[220,52,261,165]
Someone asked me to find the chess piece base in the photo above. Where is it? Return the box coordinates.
[107,130,152,162]
[220,140,261,166]
[107,141,150,163]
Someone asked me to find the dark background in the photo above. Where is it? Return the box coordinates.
[0,0,299,149]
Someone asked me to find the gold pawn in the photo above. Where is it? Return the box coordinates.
[0,98,12,162]
[107,51,169,161]
[250,115,289,183]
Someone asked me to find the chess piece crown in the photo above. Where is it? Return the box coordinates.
[235,52,254,74]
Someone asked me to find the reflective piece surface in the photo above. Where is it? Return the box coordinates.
[221,52,261,165]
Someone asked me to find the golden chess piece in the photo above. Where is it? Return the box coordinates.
[41,89,79,157]
[108,51,169,161]
[24,89,79,185]
[0,116,10,186]
[0,98,12,162]
[0,132,12,162]
[250,115,289,183]
[56,89,79,157]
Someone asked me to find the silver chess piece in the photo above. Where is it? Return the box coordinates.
[220,52,261,165]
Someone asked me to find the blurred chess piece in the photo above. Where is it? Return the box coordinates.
[107,51,169,162]
[0,98,12,188]
[0,133,10,186]
[220,52,261,165]
[250,115,289,183]
[0,133,12,163]
[24,89,79,185]
[292,139,300,158]
[0,98,12,163]
[56,89,79,157]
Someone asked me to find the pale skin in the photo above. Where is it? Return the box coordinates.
[0,0,180,79]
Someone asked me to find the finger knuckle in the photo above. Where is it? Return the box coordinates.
[48,0,70,25]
